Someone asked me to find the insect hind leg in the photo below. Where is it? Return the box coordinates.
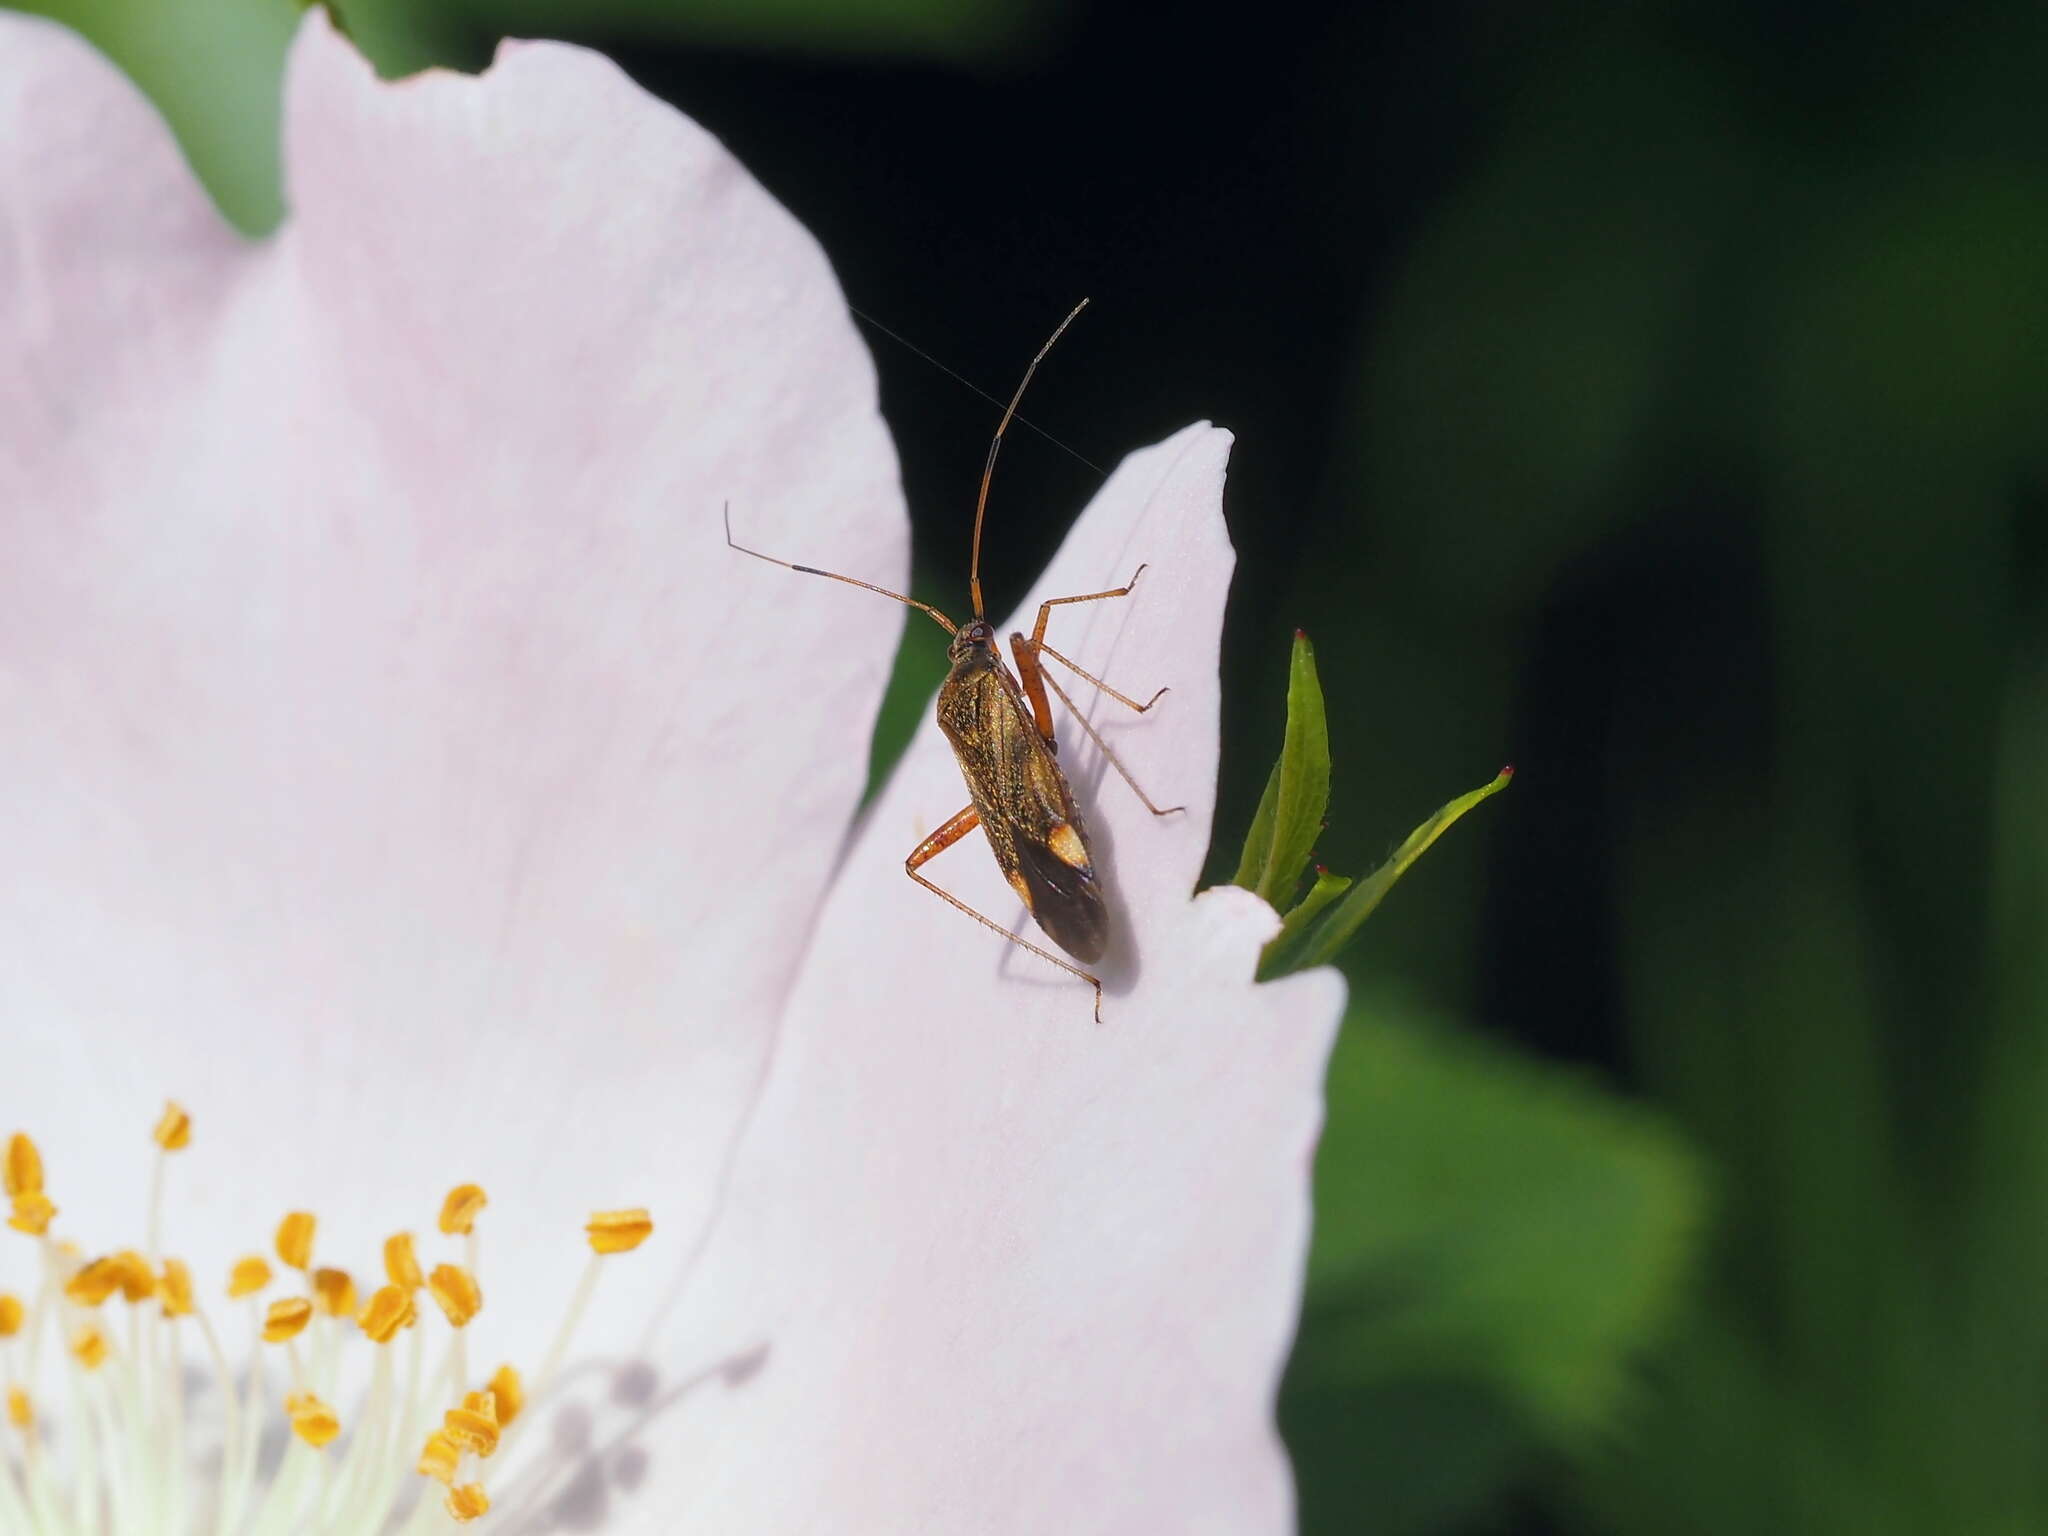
[907,804,1105,1022]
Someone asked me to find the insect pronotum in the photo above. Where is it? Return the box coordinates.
[726,299,1183,1019]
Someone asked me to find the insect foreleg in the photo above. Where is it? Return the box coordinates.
[1026,563,1149,648]
[1007,565,1159,741]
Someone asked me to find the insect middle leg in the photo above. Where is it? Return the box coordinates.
[1024,658,1186,817]
[906,804,1105,1021]
[1007,565,1183,816]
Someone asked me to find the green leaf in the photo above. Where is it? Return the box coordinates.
[1257,866,1351,981]
[1234,759,1282,896]
[1231,631,1331,909]
[1294,765,1512,971]
[1285,990,1705,1500]
[17,0,300,234]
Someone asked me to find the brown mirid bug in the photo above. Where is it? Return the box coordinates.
[726,299,1182,1019]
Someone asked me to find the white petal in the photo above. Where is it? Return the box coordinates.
[652,425,1346,1532]
[0,11,903,1356]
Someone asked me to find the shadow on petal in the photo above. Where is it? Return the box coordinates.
[494,1342,770,1533]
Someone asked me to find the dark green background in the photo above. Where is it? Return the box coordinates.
[18,0,2045,1528]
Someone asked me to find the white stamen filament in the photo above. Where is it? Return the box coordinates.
[0,1119,648,1534]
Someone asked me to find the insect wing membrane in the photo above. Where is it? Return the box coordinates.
[1008,796,1107,962]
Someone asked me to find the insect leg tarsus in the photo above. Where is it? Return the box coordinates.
[1026,564,1148,648]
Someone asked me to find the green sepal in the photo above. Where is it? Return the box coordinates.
[1292,767,1514,975]
[1231,631,1331,909]
[1235,760,1281,894]
[1258,867,1353,981]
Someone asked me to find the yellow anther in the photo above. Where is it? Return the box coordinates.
[439,1184,488,1236]
[65,1257,123,1308]
[152,1101,192,1152]
[444,1393,498,1457]
[159,1258,195,1318]
[427,1264,482,1328]
[8,1191,55,1236]
[445,1483,491,1522]
[72,1326,110,1370]
[417,1428,460,1485]
[358,1284,415,1344]
[3,1133,42,1198]
[112,1249,156,1304]
[0,1293,22,1337]
[5,1386,28,1428]
[228,1254,273,1298]
[384,1231,423,1292]
[489,1363,524,1427]
[274,1210,315,1271]
[586,1208,654,1254]
[312,1266,356,1318]
[286,1391,341,1449]
[262,1297,312,1343]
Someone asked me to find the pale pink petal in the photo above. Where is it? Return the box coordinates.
[0,11,903,1355]
[653,425,1346,1532]
[1,18,1342,1529]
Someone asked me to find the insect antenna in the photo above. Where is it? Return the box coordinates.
[724,501,958,635]
[969,298,1091,622]
[849,304,1105,479]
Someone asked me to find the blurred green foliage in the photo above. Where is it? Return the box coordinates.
[17,0,2048,1530]
[9,0,300,229]
[1229,633,1692,1531]
[1296,7,2048,1531]
[1287,988,1701,1533]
